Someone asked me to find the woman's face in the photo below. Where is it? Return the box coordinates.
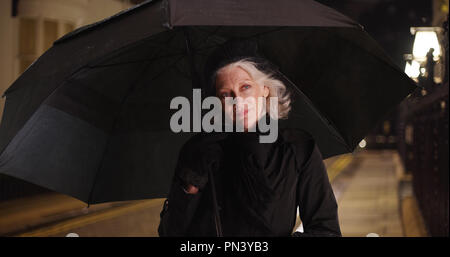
[215,66,269,131]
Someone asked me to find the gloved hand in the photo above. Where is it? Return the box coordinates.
[175,132,227,193]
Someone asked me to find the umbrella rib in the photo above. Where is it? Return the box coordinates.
[189,26,223,52]
[86,32,184,68]
[86,56,186,205]
[331,29,418,89]
[277,71,351,152]
[133,55,188,96]
[86,52,185,68]
[172,60,192,80]
[86,32,186,205]
[194,27,287,53]
[86,62,154,205]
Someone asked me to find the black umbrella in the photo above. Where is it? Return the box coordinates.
[0,0,417,204]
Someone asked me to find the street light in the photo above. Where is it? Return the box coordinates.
[404,27,444,84]
[404,59,421,80]
[411,28,442,61]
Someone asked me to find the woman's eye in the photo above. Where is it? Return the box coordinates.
[219,93,229,98]
[242,84,251,90]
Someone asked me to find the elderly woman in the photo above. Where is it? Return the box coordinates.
[158,39,341,237]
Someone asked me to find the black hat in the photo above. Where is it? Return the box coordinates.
[202,38,280,97]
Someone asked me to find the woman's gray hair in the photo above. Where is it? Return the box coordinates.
[214,58,292,120]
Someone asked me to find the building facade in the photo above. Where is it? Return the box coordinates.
[0,0,136,119]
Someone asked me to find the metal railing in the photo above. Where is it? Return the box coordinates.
[397,83,449,236]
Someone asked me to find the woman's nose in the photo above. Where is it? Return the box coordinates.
[233,90,248,99]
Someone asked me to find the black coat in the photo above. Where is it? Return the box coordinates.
[158,128,341,237]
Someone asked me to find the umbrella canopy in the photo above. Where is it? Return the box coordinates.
[0,0,417,204]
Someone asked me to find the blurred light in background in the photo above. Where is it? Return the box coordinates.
[404,60,421,79]
[404,26,444,84]
[358,139,367,149]
[411,28,442,61]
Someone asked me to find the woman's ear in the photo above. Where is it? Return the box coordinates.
[263,86,270,98]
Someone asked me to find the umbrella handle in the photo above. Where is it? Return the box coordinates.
[208,169,223,237]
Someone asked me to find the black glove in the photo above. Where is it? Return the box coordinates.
[175,132,227,191]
